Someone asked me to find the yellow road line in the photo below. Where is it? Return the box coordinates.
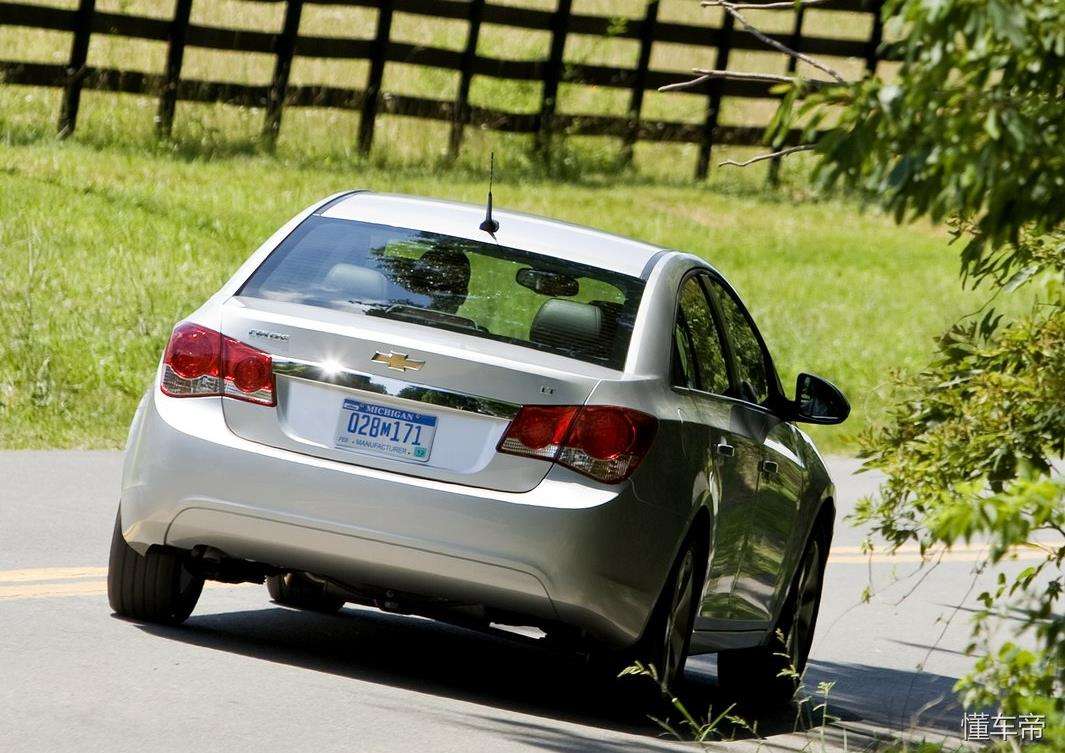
[829,541,1062,555]
[1,539,1060,600]
[827,540,1062,565]
[828,551,1049,565]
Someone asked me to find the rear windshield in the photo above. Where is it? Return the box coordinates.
[239,216,645,369]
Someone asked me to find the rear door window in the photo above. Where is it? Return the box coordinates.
[675,277,730,394]
[239,216,645,369]
[705,277,771,405]
[672,321,698,389]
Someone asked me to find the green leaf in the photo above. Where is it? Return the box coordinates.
[1004,264,1038,292]
[984,108,1001,140]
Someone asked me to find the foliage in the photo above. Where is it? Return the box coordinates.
[621,661,757,744]
[621,647,839,749]
[774,0,1065,281]
[768,0,1065,734]
[858,267,1065,718]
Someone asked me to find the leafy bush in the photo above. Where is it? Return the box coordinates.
[769,0,1064,740]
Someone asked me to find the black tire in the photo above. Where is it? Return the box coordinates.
[266,572,345,613]
[107,512,204,624]
[717,523,829,706]
[616,537,700,694]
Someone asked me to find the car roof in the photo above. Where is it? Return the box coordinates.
[321,191,667,279]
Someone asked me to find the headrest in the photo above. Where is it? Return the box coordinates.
[323,263,388,301]
[530,299,603,352]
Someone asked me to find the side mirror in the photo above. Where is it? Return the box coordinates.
[791,373,850,425]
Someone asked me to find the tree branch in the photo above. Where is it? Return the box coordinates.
[711,1,847,83]
[718,144,813,167]
[703,0,831,8]
[659,69,788,92]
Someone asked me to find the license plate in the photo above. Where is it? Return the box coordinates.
[334,398,437,463]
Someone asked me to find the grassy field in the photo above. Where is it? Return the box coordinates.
[0,131,999,453]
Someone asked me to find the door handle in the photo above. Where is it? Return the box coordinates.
[760,459,779,474]
[716,440,735,458]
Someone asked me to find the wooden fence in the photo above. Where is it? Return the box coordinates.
[0,0,884,177]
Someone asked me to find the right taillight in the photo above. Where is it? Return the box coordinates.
[161,322,275,406]
[498,404,657,483]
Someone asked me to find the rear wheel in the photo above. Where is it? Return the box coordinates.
[614,538,699,694]
[717,525,828,705]
[267,572,345,613]
[107,512,203,624]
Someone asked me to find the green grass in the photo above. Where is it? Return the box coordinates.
[0,133,1003,453]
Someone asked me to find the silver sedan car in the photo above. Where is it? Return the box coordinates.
[109,191,849,699]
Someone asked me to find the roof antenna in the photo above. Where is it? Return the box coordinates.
[479,152,500,235]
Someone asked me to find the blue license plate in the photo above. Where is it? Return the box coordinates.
[334,398,437,463]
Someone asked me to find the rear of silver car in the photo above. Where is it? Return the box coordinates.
[117,200,680,646]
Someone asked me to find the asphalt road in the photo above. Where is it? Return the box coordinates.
[0,452,1044,752]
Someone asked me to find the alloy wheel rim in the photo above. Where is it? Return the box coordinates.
[786,539,822,670]
[662,548,695,686]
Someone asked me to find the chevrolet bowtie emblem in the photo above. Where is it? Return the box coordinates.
[371,351,425,372]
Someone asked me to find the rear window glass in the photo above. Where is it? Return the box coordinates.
[239,216,645,369]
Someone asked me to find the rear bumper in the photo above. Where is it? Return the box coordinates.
[119,390,684,646]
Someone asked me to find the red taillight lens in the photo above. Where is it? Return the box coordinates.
[498,405,657,483]
[498,406,579,459]
[161,322,275,406]
[221,336,274,404]
[164,323,220,380]
[567,406,642,461]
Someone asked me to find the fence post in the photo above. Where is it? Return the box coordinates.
[263,0,304,147]
[57,0,95,138]
[864,0,884,73]
[767,3,805,185]
[449,0,485,161]
[358,0,394,155]
[695,12,733,179]
[622,0,659,166]
[535,0,573,159]
[156,0,193,138]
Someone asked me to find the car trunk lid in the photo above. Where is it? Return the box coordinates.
[219,297,606,492]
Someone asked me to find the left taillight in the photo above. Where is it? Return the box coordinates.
[161,322,275,406]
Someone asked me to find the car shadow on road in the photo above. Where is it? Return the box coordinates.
[131,603,956,749]
[802,657,965,736]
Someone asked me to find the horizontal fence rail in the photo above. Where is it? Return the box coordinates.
[0,0,885,177]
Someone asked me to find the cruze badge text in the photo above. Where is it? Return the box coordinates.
[248,329,289,343]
